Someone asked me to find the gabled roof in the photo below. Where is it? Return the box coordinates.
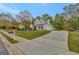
[34,19,51,25]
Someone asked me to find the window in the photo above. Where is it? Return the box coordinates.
[38,25,43,29]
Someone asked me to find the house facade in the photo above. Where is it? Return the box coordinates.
[30,19,54,30]
[18,21,31,30]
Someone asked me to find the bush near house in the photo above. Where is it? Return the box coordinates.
[0,25,6,29]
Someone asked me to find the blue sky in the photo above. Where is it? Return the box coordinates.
[0,3,70,18]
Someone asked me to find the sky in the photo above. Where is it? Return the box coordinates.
[0,3,70,18]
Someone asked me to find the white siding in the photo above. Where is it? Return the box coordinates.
[43,24,52,30]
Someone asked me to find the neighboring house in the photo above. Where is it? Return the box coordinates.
[30,19,54,30]
[18,24,25,30]
[18,24,30,30]
[18,21,31,30]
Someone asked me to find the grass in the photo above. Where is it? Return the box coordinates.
[68,31,79,53]
[0,31,18,44]
[2,29,51,40]
[2,29,13,32]
[15,30,51,40]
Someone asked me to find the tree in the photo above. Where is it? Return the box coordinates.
[16,10,32,21]
[63,4,79,31]
[16,10,32,30]
[0,13,16,29]
[36,16,41,20]
[31,17,36,25]
[42,13,52,20]
[64,4,79,18]
[52,14,66,30]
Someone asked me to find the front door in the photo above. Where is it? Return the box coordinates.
[34,26,36,30]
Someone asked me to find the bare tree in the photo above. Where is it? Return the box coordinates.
[16,10,32,30]
[16,10,32,21]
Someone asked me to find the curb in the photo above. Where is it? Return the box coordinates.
[0,33,24,55]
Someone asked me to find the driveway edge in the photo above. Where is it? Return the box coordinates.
[0,33,24,55]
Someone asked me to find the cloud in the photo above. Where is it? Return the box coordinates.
[0,4,18,13]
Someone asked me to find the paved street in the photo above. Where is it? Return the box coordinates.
[14,31,77,55]
[0,39,9,55]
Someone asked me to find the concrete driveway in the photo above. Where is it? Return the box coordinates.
[14,31,77,55]
[0,39,9,55]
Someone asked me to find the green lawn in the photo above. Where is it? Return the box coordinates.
[2,29,51,40]
[0,31,18,44]
[15,30,51,40]
[68,32,79,53]
[3,29,51,40]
